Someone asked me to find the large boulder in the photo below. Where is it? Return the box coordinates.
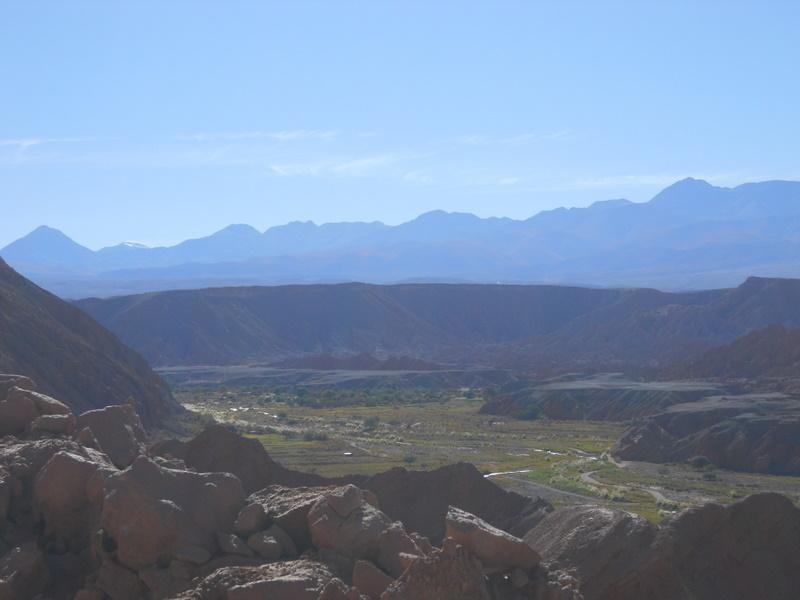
[376,522,423,578]
[31,413,76,436]
[101,455,245,570]
[0,374,36,397]
[245,484,340,551]
[77,404,146,469]
[34,450,115,550]
[168,559,336,600]
[445,506,540,571]
[0,437,101,528]
[524,504,656,598]
[0,386,71,437]
[381,540,490,600]
[363,463,552,542]
[0,387,38,437]
[308,485,393,562]
[352,559,393,599]
[0,542,49,600]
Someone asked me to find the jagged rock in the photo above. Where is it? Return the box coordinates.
[308,485,393,561]
[77,404,146,469]
[376,522,421,578]
[217,532,254,557]
[101,455,245,570]
[31,413,76,435]
[174,545,212,565]
[34,450,114,550]
[0,374,36,397]
[326,484,365,517]
[408,532,433,555]
[0,385,74,439]
[523,503,655,598]
[168,559,336,600]
[0,437,103,529]
[352,559,393,599]
[381,540,490,600]
[233,502,268,537]
[74,588,105,600]
[95,559,146,600]
[227,576,320,600]
[140,563,193,599]
[317,547,356,581]
[0,542,49,600]
[0,471,10,525]
[76,426,98,448]
[153,455,188,470]
[363,463,552,542]
[445,506,540,571]
[246,485,339,551]
[246,531,283,560]
[17,387,72,416]
[319,578,368,600]
[0,386,40,436]
[264,524,298,558]
[526,493,800,600]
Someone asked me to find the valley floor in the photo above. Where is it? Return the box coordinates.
[176,387,800,523]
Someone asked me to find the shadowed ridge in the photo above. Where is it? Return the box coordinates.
[0,258,180,427]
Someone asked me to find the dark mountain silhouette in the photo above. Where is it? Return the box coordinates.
[76,276,800,371]
[5,179,800,297]
[0,258,180,426]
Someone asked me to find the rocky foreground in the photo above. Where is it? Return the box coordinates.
[1,375,799,600]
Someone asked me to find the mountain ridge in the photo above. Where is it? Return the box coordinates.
[75,276,800,372]
[5,178,800,297]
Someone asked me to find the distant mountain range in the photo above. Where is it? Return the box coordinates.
[0,259,180,425]
[4,178,800,297]
[76,276,800,371]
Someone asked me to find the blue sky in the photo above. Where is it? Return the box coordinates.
[1,0,799,249]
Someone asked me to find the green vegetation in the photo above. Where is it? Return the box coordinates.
[177,385,800,524]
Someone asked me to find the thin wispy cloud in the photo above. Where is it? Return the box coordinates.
[269,155,398,179]
[179,129,339,142]
[403,170,434,184]
[0,136,100,149]
[455,130,575,146]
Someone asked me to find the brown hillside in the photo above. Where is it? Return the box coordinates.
[671,324,800,378]
[0,259,180,426]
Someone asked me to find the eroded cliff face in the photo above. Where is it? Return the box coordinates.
[614,395,800,475]
[0,260,181,427]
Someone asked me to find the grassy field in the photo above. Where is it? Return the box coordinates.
[177,386,800,523]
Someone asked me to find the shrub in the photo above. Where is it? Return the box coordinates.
[362,416,380,431]
[519,404,541,421]
[687,455,713,470]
